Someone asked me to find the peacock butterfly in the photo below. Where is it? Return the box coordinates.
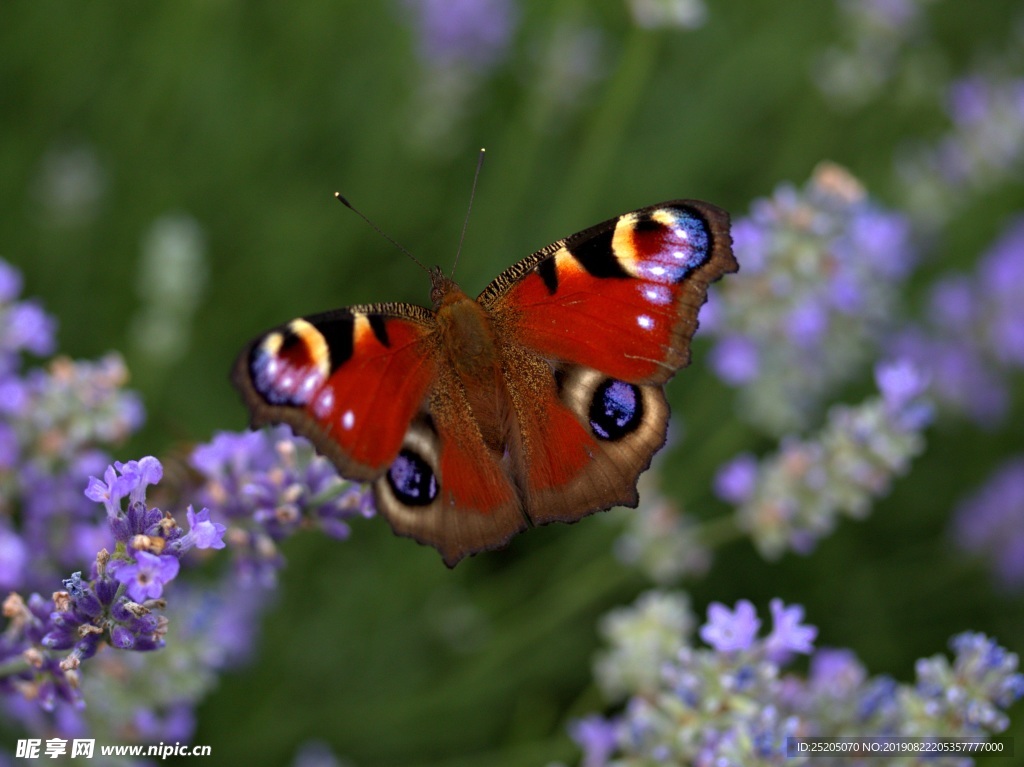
[232,200,736,566]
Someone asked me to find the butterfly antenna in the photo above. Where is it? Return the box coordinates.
[450,148,486,279]
[334,192,431,274]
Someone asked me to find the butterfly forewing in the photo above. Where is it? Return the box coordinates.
[232,303,439,480]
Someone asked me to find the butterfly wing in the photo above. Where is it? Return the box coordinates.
[232,302,526,566]
[481,200,736,525]
[232,303,440,479]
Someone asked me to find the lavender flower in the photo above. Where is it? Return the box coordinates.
[402,0,517,72]
[568,715,618,767]
[764,599,818,662]
[0,271,56,366]
[0,451,236,750]
[705,163,916,434]
[112,552,180,602]
[898,72,1024,226]
[889,216,1024,426]
[914,633,1024,733]
[0,259,145,595]
[814,0,932,109]
[398,0,518,151]
[951,457,1024,589]
[572,594,1022,766]
[716,360,931,559]
[612,473,711,584]
[190,426,373,586]
[593,590,694,700]
[699,599,761,653]
[181,506,227,551]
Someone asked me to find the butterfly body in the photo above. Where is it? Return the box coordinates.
[234,200,736,565]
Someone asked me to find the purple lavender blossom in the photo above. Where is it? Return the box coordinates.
[569,715,618,767]
[709,335,760,386]
[889,215,1024,426]
[952,458,1024,589]
[112,552,180,602]
[84,464,137,518]
[764,599,817,662]
[183,506,227,550]
[916,633,1024,733]
[713,452,758,504]
[4,301,56,357]
[808,648,866,699]
[699,599,761,652]
[0,525,28,590]
[705,164,916,434]
[899,74,1024,225]
[978,216,1024,367]
[0,260,23,302]
[723,359,931,559]
[889,328,1008,426]
[0,258,254,750]
[402,0,517,71]
[190,426,372,585]
[875,357,932,428]
[575,593,1020,765]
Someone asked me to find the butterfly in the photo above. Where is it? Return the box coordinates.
[232,200,736,566]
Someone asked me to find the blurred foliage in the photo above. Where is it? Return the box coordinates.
[1,2,1023,765]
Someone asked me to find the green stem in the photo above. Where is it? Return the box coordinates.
[695,512,743,549]
[306,479,355,508]
[0,656,30,679]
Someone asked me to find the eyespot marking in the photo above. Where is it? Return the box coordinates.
[589,379,644,441]
[387,449,439,506]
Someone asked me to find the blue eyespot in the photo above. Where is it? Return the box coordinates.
[387,449,438,506]
[589,379,644,441]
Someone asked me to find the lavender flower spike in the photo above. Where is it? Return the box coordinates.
[720,359,931,558]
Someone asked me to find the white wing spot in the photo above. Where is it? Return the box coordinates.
[314,389,335,419]
[637,314,655,331]
[641,284,672,305]
[342,410,355,430]
[301,372,320,395]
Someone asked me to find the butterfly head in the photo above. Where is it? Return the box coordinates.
[429,265,460,308]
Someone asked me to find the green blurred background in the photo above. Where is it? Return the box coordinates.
[2,2,1023,765]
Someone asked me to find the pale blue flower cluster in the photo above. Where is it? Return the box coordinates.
[716,360,931,559]
[899,72,1024,227]
[815,0,933,108]
[571,594,1022,766]
[703,163,915,435]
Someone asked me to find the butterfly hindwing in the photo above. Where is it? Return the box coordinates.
[233,302,528,566]
[372,362,527,567]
